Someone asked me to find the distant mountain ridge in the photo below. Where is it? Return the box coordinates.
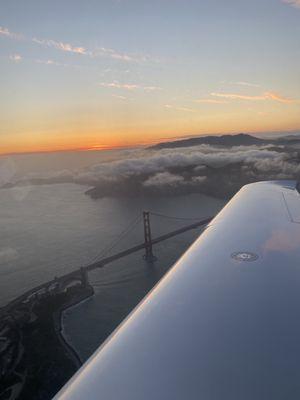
[149,133,300,150]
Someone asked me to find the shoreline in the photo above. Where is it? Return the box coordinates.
[0,284,94,400]
[60,294,94,362]
[53,288,94,368]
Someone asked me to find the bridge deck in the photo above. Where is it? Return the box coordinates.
[0,217,212,316]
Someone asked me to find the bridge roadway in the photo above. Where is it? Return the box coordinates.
[0,217,212,316]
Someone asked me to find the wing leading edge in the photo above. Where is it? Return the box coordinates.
[54,181,300,400]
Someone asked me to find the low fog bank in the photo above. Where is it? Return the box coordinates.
[1,139,300,200]
[86,143,300,199]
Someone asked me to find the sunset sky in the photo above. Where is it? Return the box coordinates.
[1,0,300,155]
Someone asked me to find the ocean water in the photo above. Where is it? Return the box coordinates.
[0,151,226,359]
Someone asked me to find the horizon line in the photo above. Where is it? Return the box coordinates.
[1,129,300,157]
[0,144,146,157]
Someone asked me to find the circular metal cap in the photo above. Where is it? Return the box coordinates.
[231,251,259,262]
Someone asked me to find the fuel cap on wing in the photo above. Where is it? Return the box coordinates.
[231,251,259,262]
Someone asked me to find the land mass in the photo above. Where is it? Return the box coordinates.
[0,284,93,400]
[148,133,300,150]
[86,133,300,200]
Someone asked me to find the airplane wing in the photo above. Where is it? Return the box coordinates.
[54,181,300,400]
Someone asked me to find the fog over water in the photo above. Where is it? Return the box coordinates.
[2,137,300,201]
[0,149,225,359]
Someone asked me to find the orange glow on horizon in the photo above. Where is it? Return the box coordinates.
[2,124,300,157]
[3,107,300,156]
[0,136,159,156]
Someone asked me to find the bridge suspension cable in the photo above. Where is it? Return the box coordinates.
[86,210,209,267]
[149,211,207,221]
[87,214,142,265]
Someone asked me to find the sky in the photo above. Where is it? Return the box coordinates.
[0,0,300,155]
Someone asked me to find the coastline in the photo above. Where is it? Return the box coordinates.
[0,284,94,400]
[53,287,94,368]
[60,294,94,363]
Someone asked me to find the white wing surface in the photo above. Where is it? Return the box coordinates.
[54,181,300,400]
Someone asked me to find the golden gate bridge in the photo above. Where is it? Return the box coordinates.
[0,212,213,316]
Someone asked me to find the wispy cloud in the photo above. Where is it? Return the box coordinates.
[0,26,157,64]
[264,91,295,103]
[282,0,300,8]
[35,59,73,68]
[33,38,87,55]
[100,81,162,91]
[112,94,128,100]
[144,86,162,91]
[9,54,22,62]
[0,26,23,39]
[195,99,228,104]
[0,26,11,36]
[1,26,88,55]
[211,92,266,101]
[36,59,59,65]
[164,104,196,113]
[221,80,260,88]
[94,47,154,63]
[211,91,295,103]
[101,82,139,90]
[231,81,260,88]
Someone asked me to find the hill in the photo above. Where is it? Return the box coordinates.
[149,134,268,150]
[149,133,300,150]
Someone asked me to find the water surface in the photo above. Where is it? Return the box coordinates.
[0,180,225,359]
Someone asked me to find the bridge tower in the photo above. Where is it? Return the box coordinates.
[143,211,157,262]
[80,267,89,287]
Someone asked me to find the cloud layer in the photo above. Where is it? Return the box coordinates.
[3,141,300,199]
